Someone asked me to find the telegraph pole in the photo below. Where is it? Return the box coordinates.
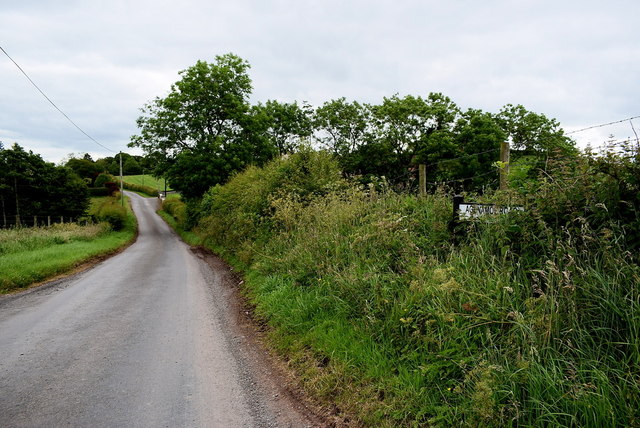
[119,152,124,206]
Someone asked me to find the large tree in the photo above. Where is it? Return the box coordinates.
[129,54,276,199]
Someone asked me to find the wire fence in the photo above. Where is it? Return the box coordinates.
[0,215,80,229]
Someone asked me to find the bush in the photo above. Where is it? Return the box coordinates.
[198,148,345,263]
[96,199,127,230]
[88,187,110,196]
[104,182,119,196]
[162,197,187,226]
[94,173,114,188]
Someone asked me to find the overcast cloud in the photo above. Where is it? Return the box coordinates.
[1,0,638,163]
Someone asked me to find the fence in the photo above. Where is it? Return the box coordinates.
[0,215,79,229]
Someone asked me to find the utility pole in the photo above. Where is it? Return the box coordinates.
[499,140,510,191]
[119,152,124,206]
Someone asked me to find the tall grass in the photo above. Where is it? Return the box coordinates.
[189,149,639,426]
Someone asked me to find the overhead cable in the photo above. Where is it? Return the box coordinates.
[0,45,115,153]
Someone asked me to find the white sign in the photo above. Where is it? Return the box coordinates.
[458,203,524,219]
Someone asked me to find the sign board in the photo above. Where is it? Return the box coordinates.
[453,195,524,220]
[458,202,524,219]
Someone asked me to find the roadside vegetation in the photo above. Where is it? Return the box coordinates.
[160,145,639,427]
[0,194,137,294]
[141,53,637,427]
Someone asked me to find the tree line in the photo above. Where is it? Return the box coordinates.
[0,52,579,226]
[0,144,150,226]
[0,143,89,226]
[130,53,577,200]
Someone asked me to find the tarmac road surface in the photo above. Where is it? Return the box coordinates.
[0,192,316,427]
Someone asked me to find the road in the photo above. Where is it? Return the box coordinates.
[0,192,317,427]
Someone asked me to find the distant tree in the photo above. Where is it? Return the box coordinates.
[449,109,506,190]
[123,157,142,175]
[65,156,101,185]
[129,54,277,199]
[44,166,89,218]
[495,104,578,185]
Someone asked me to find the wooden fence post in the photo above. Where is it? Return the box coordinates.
[500,141,510,191]
[419,164,426,197]
[449,195,464,237]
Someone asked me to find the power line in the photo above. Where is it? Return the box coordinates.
[0,45,115,153]
[566,116,640,135]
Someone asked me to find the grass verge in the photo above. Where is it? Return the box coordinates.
[0,195,137,294]
[157,208,201,246]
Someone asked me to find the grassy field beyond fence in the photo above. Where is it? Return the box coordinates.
[123,174,170,192]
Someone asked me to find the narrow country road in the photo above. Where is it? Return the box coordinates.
[0,192,317,427]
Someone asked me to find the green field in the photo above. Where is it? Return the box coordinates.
[123,174,171,192]
[0,196,137,293]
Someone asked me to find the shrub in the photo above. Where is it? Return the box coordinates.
[88,187,110,196]
[162,197,187,226]
[94,173,114,188]
[96,199,127,230]
[198,148,345,262]
[104,182,119,196]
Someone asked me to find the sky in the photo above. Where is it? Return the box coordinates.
[1,0,639,164]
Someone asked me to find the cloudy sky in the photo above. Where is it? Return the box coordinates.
[1,0,638,163]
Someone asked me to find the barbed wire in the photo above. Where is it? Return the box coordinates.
[566,116,640,135]
[425,148,500,168]
[427,169,496,186]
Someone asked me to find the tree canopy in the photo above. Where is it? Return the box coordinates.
[129,53,578,196]
[129,53,277,199]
